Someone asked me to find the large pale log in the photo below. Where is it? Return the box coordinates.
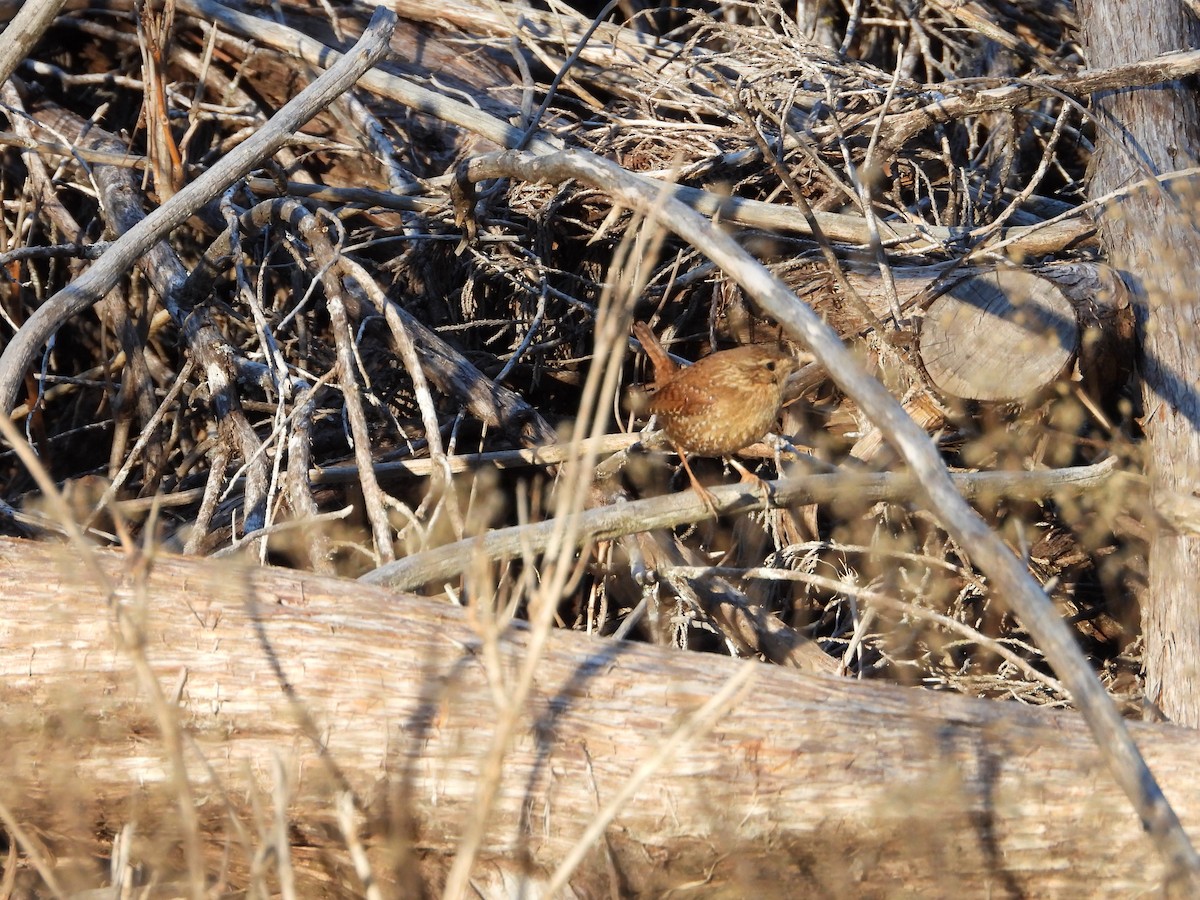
[0,535,1197,896]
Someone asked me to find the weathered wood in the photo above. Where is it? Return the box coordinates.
[0,536,1197,895]
[919,270,1076,401]
[365,459,1121,591]
[0,0,67,86]
[0,7,398,417]
[1078,0,1200,725]
[833,262,1129,404]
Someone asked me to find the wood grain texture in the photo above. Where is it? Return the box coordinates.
[919,270,1076,401]
[1078,0,1200,726]
[0,536,1196,895]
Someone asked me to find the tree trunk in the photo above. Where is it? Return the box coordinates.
[1077,0,1200,724]
[0,536,1195,896]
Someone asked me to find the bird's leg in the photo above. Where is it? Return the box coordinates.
[674,443,719,518]
[727,456,775,505]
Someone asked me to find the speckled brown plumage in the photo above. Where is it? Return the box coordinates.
[633,322,799,514]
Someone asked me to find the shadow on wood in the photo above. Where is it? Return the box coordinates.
[0,537,1194,895]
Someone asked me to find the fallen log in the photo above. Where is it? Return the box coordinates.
[0,535,1194,896]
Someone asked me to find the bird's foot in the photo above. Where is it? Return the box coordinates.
[728,457,774,506]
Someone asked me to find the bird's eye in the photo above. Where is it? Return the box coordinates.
[765,360,777,372]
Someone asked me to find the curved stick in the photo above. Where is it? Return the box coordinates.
[0,6,397,417]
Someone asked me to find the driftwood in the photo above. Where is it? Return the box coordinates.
[0,534,1195,897]
[366,457,1121,592]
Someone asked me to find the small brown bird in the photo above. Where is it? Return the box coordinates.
[634,322,800,515]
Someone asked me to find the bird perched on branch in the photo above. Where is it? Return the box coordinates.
[633,321,802,516]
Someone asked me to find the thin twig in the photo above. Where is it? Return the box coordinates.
[364,457,1120,591]
[0,6,397,415]
[665,564,1069,699]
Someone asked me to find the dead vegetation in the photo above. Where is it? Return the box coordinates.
[0,0,1197,894]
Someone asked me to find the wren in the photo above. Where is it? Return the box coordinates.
[634,322,800,515]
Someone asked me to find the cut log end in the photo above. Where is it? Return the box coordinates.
[918,270,1078,402]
